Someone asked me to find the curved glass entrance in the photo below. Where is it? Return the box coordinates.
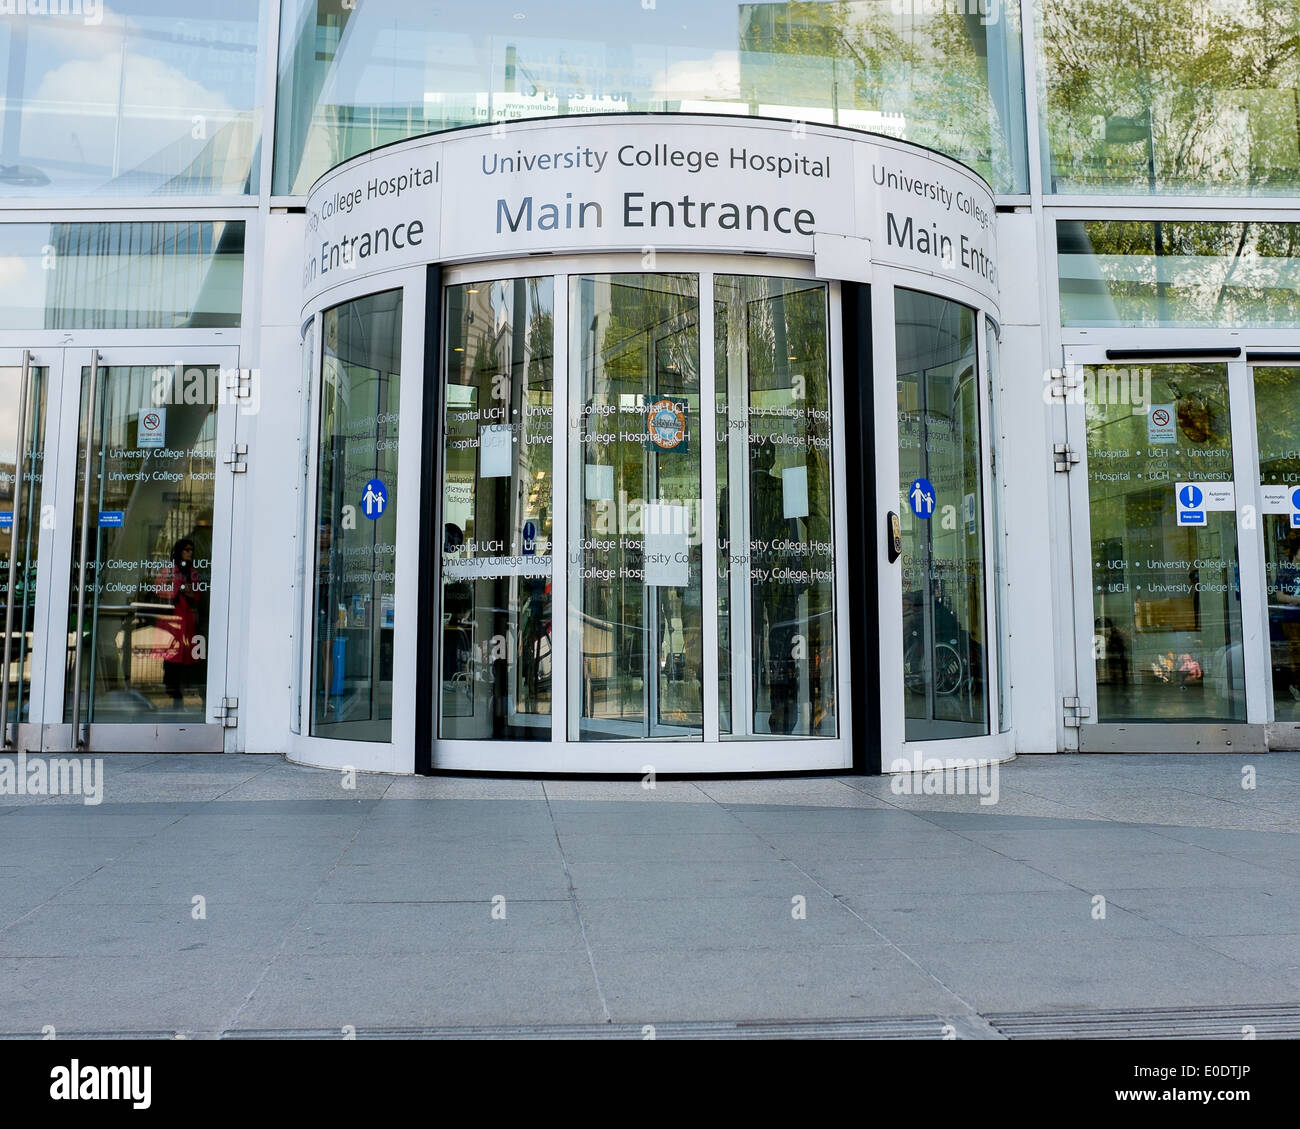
[429,258,849,771]
[296,256,1007,775]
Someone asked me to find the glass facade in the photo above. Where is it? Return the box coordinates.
[1059,220,1300,328]
[1084,363,1245,722]
[0,361,46,730]
[1254,366,1300,723]
[273,0,1029,195]
[571,273,703,741]
[1040,0,1300,196]
[440,278,555,740]
[0,2,265,198]
[896,289,988,740]
[312,290,402,740]
[2,1,1297,769]
[65,365,218,724]
[984,316,1010,734]
[425,268,842,753]
[715,274,836,739]
[0,222,245,330]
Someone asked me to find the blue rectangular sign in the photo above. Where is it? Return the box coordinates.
[0,512,12,528]
[98,511,124,528]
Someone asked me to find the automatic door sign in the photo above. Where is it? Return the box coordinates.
[1176,483,1205,526]
[1292,487,1300,530]
[1174,481,1235,527]
[361,479,388,520]
[1262,484,1292,514]
[644,397,688,453]
[98,511,124,527]
[908,477,936,519]
[1147,404,1175,444]
[522,519,537,555]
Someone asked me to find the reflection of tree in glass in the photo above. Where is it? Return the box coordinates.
[1043,0,1300,193]
[740,1,1011,189]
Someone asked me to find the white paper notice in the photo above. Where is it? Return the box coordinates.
[1198,481,1236,511]
[480,425,513,478]
[643,502,689,587]
[1262,485,1294,514]
[782,465,809,519]
[585,463,614,501]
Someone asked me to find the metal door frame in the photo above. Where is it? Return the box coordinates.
[0,347,64,753]
[1061,343,1269,752]
[28,344,242,753]
[433,252,855,773]
[1245,352,1300,748]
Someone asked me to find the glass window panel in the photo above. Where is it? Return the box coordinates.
[1058,220,1300,328]
[0,363,47,729]
[896,288,988,740]
[715,274,836,739]
[65,366,218,724]
[440,278,554,740]
[1084,363,1245,722]
[1253,366,1300,722]
[985,316,1010,733]
[570,273,701,741]
[715,301,732,737]
[312,289,402,740]
[0,222,244,330]
[0,2,264,198]
[274,0,1028,194]
[291,321,315,735]
[1041,0,1300,196]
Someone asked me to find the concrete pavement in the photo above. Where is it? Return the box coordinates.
[1,752,1298,1038]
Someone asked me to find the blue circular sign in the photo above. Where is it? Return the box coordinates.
[907,478,937,519]
[1291,487,1300,511]
[360,478,388,520]
[1179,484,1203,508]
[522,519,537,555]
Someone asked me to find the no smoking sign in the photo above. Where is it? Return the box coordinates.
[1148,404,1175,444]
[138,408,166,449]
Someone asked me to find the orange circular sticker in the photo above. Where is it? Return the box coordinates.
[646,398,687,451]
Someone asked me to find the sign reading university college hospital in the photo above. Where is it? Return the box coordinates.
[302,115,998,308]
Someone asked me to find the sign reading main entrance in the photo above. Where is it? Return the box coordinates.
[302,115,998,310]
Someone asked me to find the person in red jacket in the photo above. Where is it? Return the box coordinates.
[160,538,199,706]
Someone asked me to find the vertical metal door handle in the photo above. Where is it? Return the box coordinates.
[70,352,100,747]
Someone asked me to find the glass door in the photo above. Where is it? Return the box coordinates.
[433,257,850,772]
[1063,349,1263,732]
[894,290,990,740]
[1250,362,1300,735]
[42,347,241,752]
[570,273,703,741]
[0,351,51,748]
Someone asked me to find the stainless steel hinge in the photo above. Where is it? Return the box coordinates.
[1046,366,1082,400]
[1063,696,1091,727]
[1054,443,1080,473]
[212,697,239,728]
[224,367,254,400]
[224,444,249,473]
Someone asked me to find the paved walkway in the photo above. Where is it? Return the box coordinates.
[1,752,1298,1037]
